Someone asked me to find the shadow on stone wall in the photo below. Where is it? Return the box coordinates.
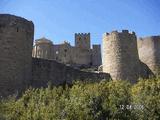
[139,61,155,79]
[31,58,111,88]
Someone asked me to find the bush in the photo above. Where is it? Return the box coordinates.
[0,78,159,120]
[131,78,160,119]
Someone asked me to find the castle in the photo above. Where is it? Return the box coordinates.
[0,14,160,97]
[32,33,102,67]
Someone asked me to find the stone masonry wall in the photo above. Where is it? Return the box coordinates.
[92,45,102,66]
[71,47,92,66]
[54,43,72,64]
[137,36,160,75]
[32,58,110,88]
[33,38,93,66]
[0,14,34,97]
[75,33,90,49]
[32,38,54,60]
[102,30,140,83]
[0,14,159,97]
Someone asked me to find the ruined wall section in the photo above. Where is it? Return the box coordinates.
[137,36,160,75]
[92,45,102,66]
[32,58,111,88]
[102,30,140,83]
[0,14,34,97]
[75,33,90,49]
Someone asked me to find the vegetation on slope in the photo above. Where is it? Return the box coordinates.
[0,78,160,120]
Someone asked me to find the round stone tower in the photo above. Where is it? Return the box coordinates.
[0,14,34,97]
[102,30,140,83]
[32,37,54,60]
[137,36,160,75]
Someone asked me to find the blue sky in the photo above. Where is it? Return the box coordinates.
[0,0,160,46]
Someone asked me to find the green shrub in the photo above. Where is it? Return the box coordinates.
[0,78,159,120]
[131,78,160,120]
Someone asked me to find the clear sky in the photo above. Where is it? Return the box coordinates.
[0,0,160,46]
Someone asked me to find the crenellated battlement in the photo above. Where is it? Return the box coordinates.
[75,33,90,36]
[75,32,91,49]
[103,30,135,37]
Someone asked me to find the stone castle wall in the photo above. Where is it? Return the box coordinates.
[32,58,110,88]
[32,35,102,66]
[0,14,34,97]
[71,47,92,65]
[102,30,140,83]
[137,36,160,75]
[92,45,102,66]
[53,42,72,64]
[1,14,160,97]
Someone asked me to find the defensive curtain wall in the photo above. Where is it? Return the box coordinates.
[0,14,34,97]
[0,14,159,97]
[0,14,110,97]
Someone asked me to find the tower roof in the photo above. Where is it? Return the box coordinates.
[35,37,53,44]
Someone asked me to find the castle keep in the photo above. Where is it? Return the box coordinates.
[0,14,160,97]
[32,33,102,67]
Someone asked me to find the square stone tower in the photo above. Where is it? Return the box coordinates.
[75,33,90,49]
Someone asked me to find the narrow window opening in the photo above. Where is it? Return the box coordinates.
[17,27,19,32]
